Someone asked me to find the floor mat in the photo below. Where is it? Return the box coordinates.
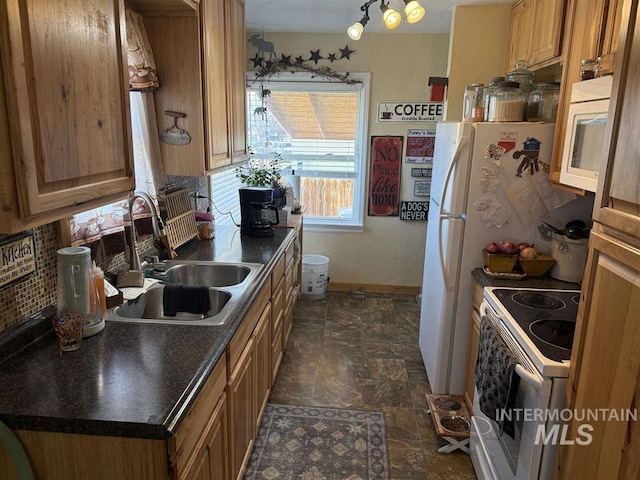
[244,404,389,480]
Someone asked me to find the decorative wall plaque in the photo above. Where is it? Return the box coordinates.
[0,232,37,290]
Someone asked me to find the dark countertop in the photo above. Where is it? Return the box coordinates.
[472,267,581,290]
[0,226,294,439]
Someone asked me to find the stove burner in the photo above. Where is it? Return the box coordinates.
[511,292,566,310]
[529,319,575,351]
[572,294,580,305]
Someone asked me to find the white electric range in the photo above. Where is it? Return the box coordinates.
[470,287,581,480]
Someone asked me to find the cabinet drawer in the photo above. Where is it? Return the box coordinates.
[285,265,294,295]
[228,280,270,371]
[271,254,285,292]
[285,237,295,267]
[171,353,227,476]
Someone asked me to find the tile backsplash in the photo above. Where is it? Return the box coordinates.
[0,176,209,333]
[0,223,58,332]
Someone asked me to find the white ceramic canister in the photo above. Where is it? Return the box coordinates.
[550,233,589,283]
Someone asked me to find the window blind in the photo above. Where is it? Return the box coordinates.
[210,166,242,226]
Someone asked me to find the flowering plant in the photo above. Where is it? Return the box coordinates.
[235,151,284,190]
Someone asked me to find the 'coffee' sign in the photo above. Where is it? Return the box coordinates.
[378,102,444,122]
[368,136,403,216]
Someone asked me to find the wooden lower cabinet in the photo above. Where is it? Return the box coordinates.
[227,337,255,480]
[0,354,229,480]
[254,302,272,430]
[556,229,640,478]
[181,393,229,480]
[464,280,483,408]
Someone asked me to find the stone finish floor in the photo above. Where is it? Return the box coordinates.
[269,291,477,480]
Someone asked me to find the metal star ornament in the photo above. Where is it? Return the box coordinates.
[339,45,355,60]
[280,54,292,65]
[309,49,323,65]
[251,54,264,68]
[327,53,337,63]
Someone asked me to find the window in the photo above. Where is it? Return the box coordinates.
[246,72,370,232]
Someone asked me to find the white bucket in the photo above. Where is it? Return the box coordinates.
[301,255,329,300]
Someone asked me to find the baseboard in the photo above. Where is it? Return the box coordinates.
[327,282,420,295]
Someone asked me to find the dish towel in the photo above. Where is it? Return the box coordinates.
[162,285,211,317]
[474,317,521,437]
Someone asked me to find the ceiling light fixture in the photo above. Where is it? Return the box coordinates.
[347,0,425,40]
[404,0,426,24]
[380,1,402,29]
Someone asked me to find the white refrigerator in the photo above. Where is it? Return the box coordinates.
[418,121,593,395]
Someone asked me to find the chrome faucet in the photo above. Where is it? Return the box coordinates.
[127,191,175,271]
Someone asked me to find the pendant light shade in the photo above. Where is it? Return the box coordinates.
[381,3,401,29]
[347,16,367,40]
[404,0,425,23]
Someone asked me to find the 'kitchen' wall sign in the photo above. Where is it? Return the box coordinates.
[0,232,37,290]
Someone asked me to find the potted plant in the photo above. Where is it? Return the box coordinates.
[235,152,287,207]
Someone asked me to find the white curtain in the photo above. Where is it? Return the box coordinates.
[130,92,165,198]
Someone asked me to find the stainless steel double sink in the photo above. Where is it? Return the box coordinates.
[106,261,264,326]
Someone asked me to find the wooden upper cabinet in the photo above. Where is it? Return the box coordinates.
[548,0,609,186]
[227,0,248,163]
[202,0,233,170]
[529,0,566,65]
[598,0,626,75]
[506,0,565,72]
[0,0,134,232]
[594,0,640,242]
[506,0,534,72]
[143,0,247,176]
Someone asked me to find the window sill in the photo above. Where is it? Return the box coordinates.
[303,223,363,234]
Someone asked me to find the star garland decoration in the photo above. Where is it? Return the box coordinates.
[247,36,360,86]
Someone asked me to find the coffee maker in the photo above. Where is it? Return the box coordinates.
[239,187,280,237]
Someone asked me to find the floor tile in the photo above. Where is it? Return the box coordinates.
[270,292,476,480]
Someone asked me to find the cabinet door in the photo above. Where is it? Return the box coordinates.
[549,0,608,186]
[557,229,640,479]
[594,0,640,241]
[181,394,229,480]
[226,0,248,163]
[202,0,232,170]
[0,0,134,216]
[227,338,255,480]
[598,0,625,75]
[529,0,566,65]
[464,309,481,409]
[506,0,534,72]
[254,302,272,429]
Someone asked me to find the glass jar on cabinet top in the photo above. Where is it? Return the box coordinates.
[508,60,535,118]
[483,76,505,121]
[527,82,560,122]
[487,81,526,122]
[462,84,485,122]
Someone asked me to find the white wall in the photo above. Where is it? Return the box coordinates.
[248,32,449,288]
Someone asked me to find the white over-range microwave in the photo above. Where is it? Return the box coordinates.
[560,75,613,192]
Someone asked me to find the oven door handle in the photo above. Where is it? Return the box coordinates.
[515,364,543,392]
[479,303,545,392]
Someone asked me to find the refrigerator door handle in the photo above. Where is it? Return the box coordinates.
[437,137,469,291]
[439,137,469,217]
